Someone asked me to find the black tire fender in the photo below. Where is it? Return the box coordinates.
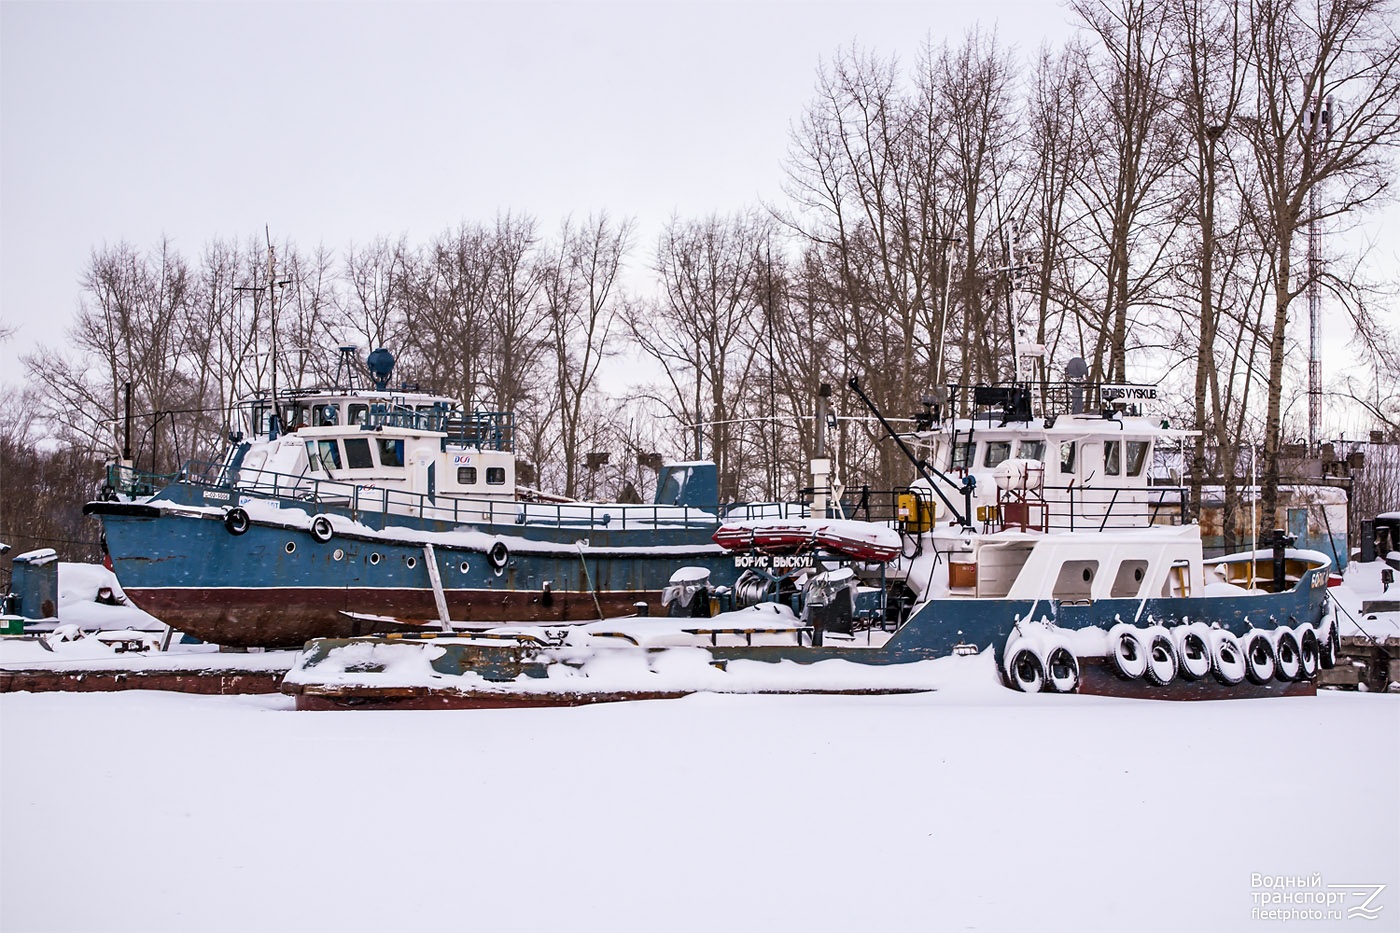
[310,515,334,543]
[488,541,509,571]
[224,507,251,535]
[1044,645,1080,693]
[1299,627,1320,678]
[1243,631,1277,685]
[1007,646,1045,693]
[1274,628,1302,682]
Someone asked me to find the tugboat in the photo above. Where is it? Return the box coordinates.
[281,368,1337,707]
[84,347,737,647]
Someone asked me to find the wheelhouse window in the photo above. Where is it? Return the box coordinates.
[313,405,340,427]
[1059,441,1076,473]
[304,441,322,472]
[458,466,478,484]
[315,440,342,470]
[951,442,975,470]
[1125,441,1150,477]
[984,442,1011,468]
[284,404,310,430]
[486,467,507,486]
[1105,440,1122,476]
[1018,440,1045,462]
[344,437,374,470]
[377,439,404,468]
[349,404,369,426]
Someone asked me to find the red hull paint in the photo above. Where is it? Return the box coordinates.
[123,586,667,648]
[1075,656,1317,700]
[0,669,286,695]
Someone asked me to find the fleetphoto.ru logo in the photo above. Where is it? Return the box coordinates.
[1251,874,1387,922]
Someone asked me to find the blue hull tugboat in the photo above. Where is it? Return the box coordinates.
[84,349,739,648]
[279,373,1338,707]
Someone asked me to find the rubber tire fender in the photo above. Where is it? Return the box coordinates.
[1173,625,1212,681]
[488,541,510,572]
[1006,645,1046,693]
[1108,624,1148,680]
[1210,630,1247,686]
[1243,631,1277,685]
[1044,645,1079,693]
[1298,626,1320,678]
[224,507,251,536]
[1322,619,1341,669]
[1144,627,1179,686]
[310,515,334,543]
[1274,628,1302,682]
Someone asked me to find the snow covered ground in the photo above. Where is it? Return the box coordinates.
[3,560,1397,931]
[1332,559,1400,640]
[3,661,1397,933]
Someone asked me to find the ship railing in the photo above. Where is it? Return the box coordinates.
[103,463,183,499]
[180,459,720,530]
[1037,484,1188,531]
[760,484,1189,531]
[362,406,514,451]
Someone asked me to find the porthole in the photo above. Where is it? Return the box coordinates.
[285,541,297,554]
[333,548,345,561]
[369,552,381,565]
[460,561,470,573]
[406,556,417,569]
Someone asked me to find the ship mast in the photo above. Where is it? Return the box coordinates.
[235,227,291,438]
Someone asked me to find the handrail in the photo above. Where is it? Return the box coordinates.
[144,459,723,531]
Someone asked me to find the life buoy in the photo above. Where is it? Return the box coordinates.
[1173,625,1212,681]
[1006,645,1045,693]
[1044,645,1080,693]
[1243,631,1277,685]
[1298,627,1320,678]
[1274,628,1302,681]
[310,515,334,543]
[1144,627,1178,686]
[224,507,251,535]
[1210,630,1246,686]
[1108,624,1148,680]
[488,541,509,571]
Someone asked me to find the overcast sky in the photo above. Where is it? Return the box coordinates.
[1,1,1081,359]
[2,0,1395,397]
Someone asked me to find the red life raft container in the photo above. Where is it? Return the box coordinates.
[713,519,900,563]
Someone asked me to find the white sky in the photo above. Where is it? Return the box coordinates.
[0,0,1079,360]
[1,0,1395,403]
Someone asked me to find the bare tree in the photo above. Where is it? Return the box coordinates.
[1070,0,1184,383]
[1240,0,1400,521]
[542,214,633,499]
[626,212,769,488]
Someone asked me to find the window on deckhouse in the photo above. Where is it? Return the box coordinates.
[1126,441,1150,477]
[344,438,374,470]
